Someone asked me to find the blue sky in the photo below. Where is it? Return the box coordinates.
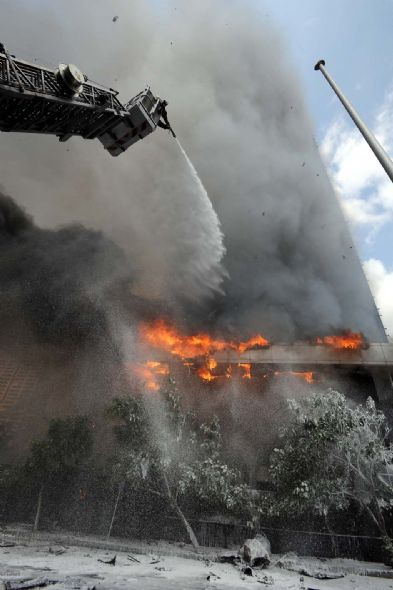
[264,0,393,138]
[263,0,393,334]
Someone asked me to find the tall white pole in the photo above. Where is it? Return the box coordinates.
[314,59,393,183]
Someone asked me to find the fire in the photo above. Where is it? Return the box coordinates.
[138,320,270,386]
[316,331,364,350]
[239,363,251,379]
[274,371,314,384]
[127,360,169,391]
[145,361,170,375]
[197,357,218,382]
[139,319,269,359]
[131,320,365,388]
[239,335,269,353]
[140,320,232,359]
[197,361,253,382]
[197,368,217,382]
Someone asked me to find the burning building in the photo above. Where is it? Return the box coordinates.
[0,1,392,492]
[1,262,392,487]
[120,320,392,486]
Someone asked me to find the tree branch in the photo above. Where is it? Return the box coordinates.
[147,487,165,499]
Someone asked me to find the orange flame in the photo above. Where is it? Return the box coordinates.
[316,332,364,350]
[239,363,252,379]
[140,320,231,358]
[127,360,169,391]
[139,319,270,359]
[196,357,218,382]
[138,320,270,385]
[239,335,269,352]
[132,319,360,386]
[274,371,314,383]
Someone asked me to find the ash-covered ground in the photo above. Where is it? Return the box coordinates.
[0,534,392,590]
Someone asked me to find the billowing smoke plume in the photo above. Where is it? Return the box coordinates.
[0,190,137,458]
[0,0,384,343]
[0,190,129,348]
[0,1,387,483]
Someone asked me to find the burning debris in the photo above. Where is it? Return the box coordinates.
[315,331,366,350]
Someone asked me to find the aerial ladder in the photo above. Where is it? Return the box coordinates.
[0,43,174,156]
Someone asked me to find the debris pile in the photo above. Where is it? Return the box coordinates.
[240,534,271,568]
[276,551,345,580]
[216,536,348,586]
[218,533,273,583]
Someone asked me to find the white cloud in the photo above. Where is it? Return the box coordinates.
[320,87,393,237]
[363,258,393,337]
[322,89,393,338]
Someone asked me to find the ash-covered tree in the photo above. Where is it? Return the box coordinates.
[25,416,93,531]
[0,423,8,479]
[107,379,255,548]
[0,423,6,452]
[268,390,393,556]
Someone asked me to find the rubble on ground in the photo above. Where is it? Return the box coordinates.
[48,547,66,556]
[0,532,392,589]
[240,533,271,568]
[276,551,345,579]
[219,534,273,583]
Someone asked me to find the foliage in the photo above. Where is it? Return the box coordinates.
[268,390,393,536]
[178,417,256,517]
[0,423,16,501]
[107,395,149,450]
[0,423,6,452]
[382,535,393,567]
[25,416,93,483]
[107,380,257,541]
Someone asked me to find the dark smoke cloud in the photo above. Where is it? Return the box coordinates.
[0,191,137,459]
[0,0,385,342]
[0,191,33,235]
[0,191,129,349]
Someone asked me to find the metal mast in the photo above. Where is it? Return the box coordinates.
[314,59,393,183]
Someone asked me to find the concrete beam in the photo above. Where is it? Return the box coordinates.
[212,342,393,368]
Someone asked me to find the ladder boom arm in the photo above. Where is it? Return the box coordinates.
[0,44,169,156]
